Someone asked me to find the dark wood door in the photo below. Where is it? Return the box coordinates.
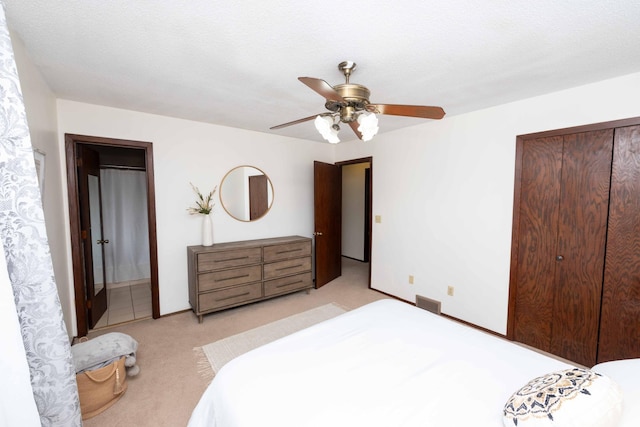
[66,134,160,338]
[77,145,108,328]
[549,130,613,366]
[249,174,268,220]
[314,161,341,288]
[363,167,371,262]
[512,135,564,353]
[512,129,613,366]
[599,125,640,363]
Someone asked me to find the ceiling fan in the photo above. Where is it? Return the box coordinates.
[270,61,445,143]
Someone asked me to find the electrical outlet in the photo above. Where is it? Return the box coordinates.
[375,215,382,223]
[447,286,454,296]
[409,275,414,284]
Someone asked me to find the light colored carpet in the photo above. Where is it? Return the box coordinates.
[82,258,387,427]
[195,302,346,379]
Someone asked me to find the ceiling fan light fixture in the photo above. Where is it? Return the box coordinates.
[271,61,444,142]
[314,115,340,144]
[357,111,379,141]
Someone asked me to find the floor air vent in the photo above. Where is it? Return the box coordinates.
[416,295,441,315]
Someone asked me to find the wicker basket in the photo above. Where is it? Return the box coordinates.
[76,356,128,420]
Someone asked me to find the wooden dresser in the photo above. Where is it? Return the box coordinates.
[187,236,313,322]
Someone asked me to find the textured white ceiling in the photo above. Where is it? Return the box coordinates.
[4,1,640,142]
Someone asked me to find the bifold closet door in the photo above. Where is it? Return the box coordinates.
[598,125,640,363]
[513,129,613,367]
[512,135,564,354]
[549,130,612,366]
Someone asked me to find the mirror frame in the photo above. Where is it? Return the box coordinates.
[219,165,274,222]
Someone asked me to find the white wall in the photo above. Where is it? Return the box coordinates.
[337,71,640,334]
[56,101,333,333]
[342,163,369,260]
[222,168,248,219]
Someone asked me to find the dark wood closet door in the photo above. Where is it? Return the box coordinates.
[512,130,613,366]
[550,130,613,366]
[598,125,640,363]
[513,136,564,353]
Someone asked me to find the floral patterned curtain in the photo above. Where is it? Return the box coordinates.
[0,4,81,426]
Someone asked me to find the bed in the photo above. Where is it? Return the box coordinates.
[189,299,634,426]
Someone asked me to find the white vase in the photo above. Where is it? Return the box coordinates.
[201,214,213,246]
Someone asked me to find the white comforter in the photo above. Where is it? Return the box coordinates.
[189,299,572,427]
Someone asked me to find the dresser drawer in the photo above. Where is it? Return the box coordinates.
[199,282,262,311]
[198,264,262,291]
[263,240,311,262]
[264,256,311,280]
[197,247,262,272]
[264,272,312,297]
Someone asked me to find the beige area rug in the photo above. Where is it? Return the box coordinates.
[194,303,346,380]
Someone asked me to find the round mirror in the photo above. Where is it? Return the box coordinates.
[220,166,274,222]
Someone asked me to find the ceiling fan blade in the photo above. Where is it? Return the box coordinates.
[368,104,445,120]
[348,121,363,140]
[298,77,345,102]
[270,114,322,130]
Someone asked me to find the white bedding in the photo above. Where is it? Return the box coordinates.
[592,358,640,427]
[188,299,574,427]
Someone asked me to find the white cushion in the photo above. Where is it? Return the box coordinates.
[503,368,622,427]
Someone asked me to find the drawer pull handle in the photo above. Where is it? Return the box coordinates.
[276,264,303,271]
[222,256,250,261]
[219,273,250,282]
[276,280,303,289]
[276,249,301,254]
[217,291,251,302]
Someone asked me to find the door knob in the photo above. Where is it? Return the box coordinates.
[313,232,323,236]
[556,255,564,261]
[97,239,110,244]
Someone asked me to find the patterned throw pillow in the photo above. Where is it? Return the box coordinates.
[503,368,622,427]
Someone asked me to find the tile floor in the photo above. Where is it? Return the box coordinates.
[92,280,152,329]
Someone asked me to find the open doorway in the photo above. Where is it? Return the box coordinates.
[341,161,371,263]
[314,157,372,288]
[65,134,160,337]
